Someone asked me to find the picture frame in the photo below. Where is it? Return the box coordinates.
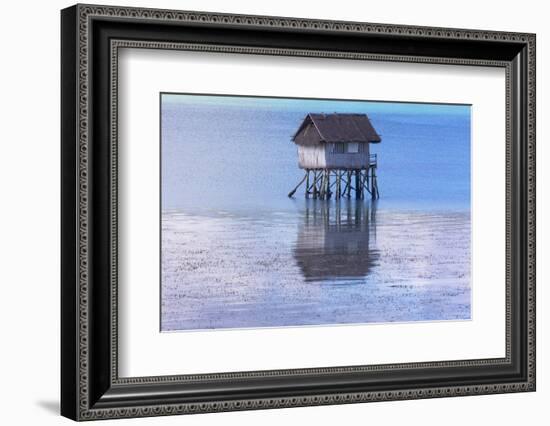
[61,3,536,421]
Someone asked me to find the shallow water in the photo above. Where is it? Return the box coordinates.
[160,96,471,331]
[161,201,470,331]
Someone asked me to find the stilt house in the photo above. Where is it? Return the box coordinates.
[288,113,382,199]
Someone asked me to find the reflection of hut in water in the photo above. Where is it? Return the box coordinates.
[288,113,382,200]
[293,201,379,282]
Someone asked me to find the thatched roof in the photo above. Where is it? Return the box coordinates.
[292,113,381,145]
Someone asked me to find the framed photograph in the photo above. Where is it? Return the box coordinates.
[61,4,536,421]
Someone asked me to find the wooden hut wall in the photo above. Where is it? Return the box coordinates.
[297,144,326,169]
[324,142,370,169]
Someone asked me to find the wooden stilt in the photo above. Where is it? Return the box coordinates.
[287,161,379,199]
[322,170,327,200]
[326,170,331,199]
[312,171,318,199]
[288,172,308,198]
[312,171,325,197]
[370,167,374,198]
[336,197,341,227]
[355,169,361,199]
[363,168,371,197]
[372,167,379,199]
[362,170,366,199]
[365,168,370,197]
[321,171,325,197]
[341,172,349,197]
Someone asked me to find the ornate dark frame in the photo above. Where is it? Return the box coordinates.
[61,3,536,421]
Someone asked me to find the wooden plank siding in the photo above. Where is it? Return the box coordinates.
[297,144,326,169]
[297,143,370,169]
[325,142,370,169]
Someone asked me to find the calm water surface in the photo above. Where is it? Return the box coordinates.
[160,96,471,331]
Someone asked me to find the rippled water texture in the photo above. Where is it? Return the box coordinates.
[162,202,470,330]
